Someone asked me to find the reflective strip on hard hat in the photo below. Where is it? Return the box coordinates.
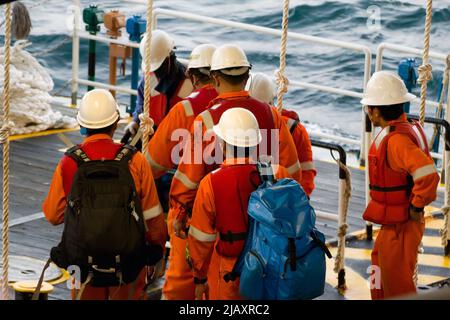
[189,225,217,242]
[174,170,199,190]
[145,151,170,173]
[143,203,163,220]
[300,161,315,171]
[287,160,301,175]
[182,100,194,117]
[201,110,214,131]
[412,164,437,181]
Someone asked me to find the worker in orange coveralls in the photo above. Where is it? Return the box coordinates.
[163,44,301,300]
[248,72,316,196]
[43,89,167,300]
[187,108,291,300]
[361,71,440,299]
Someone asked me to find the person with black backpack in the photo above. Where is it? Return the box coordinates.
[42,89,167,300]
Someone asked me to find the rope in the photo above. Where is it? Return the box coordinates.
[142,0,154,154]
[418,0,433,127]
[428,55,450,149]
[1,2,12,300]
[331,151,352,291]
[275,0,290,113]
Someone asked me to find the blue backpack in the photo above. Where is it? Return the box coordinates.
[225,163,332,300]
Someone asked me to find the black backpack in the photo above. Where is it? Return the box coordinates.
[49,144,153,287]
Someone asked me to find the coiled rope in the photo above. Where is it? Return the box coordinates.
[275,0,289,113]
[1,2,11,301]
[418,0,433,127]
[141,0,154,154]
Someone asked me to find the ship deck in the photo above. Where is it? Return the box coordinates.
[0,103,448,300]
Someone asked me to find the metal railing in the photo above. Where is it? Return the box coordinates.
[310,139,349,290]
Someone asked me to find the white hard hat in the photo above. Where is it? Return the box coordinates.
[77,89,120,129]
[248,72,276,104]
[188,44,217,70]
[361,71,416,106]
[210,44,251,75]
[213,108,262,148]
[140,30,175,72]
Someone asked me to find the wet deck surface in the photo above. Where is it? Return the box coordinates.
[0,104,448,300]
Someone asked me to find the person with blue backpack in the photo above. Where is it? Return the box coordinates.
[187,107,331,300]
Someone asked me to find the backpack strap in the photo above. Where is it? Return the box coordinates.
[65,145,91,165]
[114,144,137,163]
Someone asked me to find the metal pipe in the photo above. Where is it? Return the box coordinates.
[289,80,363,99]
[78,31,140,48]
[309,131,360,146]
[130,48,140,114]
[77,78,138,95]
[71,0,81,107]
[315,210,339,222]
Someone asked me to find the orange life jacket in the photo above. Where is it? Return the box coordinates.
[207,96,276,157]
[183,85,218,117]
[210,164,260,257]
[281,109,300,134]
[363,120,429,225]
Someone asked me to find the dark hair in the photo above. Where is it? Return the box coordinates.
[369,103,405,121]
[211,69,249,86]
[231,145,252,158]
[188,68,211,85]
[86,122,117,136]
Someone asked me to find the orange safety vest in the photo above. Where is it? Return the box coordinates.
[363,120,429,225]
[281,109,300,134]
[150,79,191,126]
[183,85,218,117]
[210,164,260,257]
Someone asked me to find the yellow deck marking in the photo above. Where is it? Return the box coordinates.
[326,247,371,300]
[417,274,447,286]
[418,252,450,268]
[9,127,79,141]
[426,218,445,230]
[422,235,445,249]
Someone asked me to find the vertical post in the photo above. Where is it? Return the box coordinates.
[363,50,373,240]
[71,0,80,107]
[130,47,140,114]
[108,49,117,97]
[87,39,97,91]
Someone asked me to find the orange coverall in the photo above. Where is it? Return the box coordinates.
[283,115,316,196]
[43,134,167,300]
[147,84,217,179]
[163,91,301,300]
[187,159,291,300]
[370,115,440,300]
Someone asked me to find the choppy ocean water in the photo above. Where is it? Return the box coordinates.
[3,0,450,144]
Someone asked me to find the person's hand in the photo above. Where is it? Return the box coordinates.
[410,205,424,222]
[125,121,139,136]
[138,113,155,136]
[195,282,209,300]
[173,215,188,239]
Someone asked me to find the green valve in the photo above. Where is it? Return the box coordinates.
[83,4,104,34]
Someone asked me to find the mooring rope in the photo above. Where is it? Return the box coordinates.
[418,0,433,127]
[1,2,12,301]
[141,0,154,155]
[275,0,290,113]
[331,152,351,292]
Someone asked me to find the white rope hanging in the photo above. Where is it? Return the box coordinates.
[1,2,12,301]
[418,0,433,127]
[141,0,154,154]
[275,0,290,113]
